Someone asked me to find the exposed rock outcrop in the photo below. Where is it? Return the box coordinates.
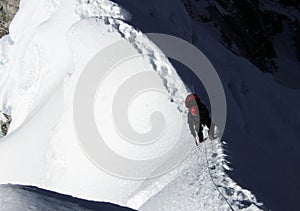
[182,0,300,88]
[0,0,19,38]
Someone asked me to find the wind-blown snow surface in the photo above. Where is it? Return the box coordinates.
[0,184,134,211]
[0,184,136,211]
[0,0,299,210]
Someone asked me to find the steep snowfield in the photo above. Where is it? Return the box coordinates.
[1,0,299,210]
[188,21,300,211]
[100,1,300,209]
[0,0,221,209]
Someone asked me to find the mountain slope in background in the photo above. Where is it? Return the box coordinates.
[182,0,300,88]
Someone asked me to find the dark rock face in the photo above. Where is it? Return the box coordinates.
[0,0,19,38]
[0,112,11,138]
[182,0,300,88]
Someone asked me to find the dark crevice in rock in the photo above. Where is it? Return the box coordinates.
[0,0,20,38]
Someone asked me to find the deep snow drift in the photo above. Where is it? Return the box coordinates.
[0,0,299,210]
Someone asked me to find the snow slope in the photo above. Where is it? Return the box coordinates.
[118,2,300,210]
[189,21,300,211]
[0,0,224,209]
[1,0,299,210]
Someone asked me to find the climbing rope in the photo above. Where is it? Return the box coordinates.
[203,139,235,211]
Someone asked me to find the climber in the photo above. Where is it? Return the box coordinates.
[185,94,211,145]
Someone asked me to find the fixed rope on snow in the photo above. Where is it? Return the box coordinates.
[202,139,235,211]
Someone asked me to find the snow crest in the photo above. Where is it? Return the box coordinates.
[0,0,264,210]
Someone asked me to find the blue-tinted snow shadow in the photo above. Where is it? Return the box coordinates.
[0,184,135,211]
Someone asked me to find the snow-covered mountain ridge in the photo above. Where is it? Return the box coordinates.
[0,1,260,210]
[0,0,299,211]
[111,1,300,210]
